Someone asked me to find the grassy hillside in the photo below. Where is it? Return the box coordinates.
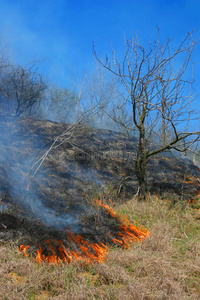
[0,195,199,300]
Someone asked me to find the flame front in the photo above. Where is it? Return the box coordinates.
[34,236,108,264]
[19,198,150,264]
[95,198,150,247]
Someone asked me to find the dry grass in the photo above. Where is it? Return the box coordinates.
[0,196,200,300]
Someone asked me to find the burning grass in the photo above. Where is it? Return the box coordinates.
[17,199,150,264]
[0,195,199,300]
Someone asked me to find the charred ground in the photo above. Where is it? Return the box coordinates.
[0,112,199,258]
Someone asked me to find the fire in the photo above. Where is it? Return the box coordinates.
[34,236,108,264]
[95,198,150,247]
[187,190,200,204]
[35,241,74,264]
[19,244,30,257]
[95,198,116,217]
[19,198,150,264]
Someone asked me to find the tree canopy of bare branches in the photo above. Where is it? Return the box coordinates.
[0,62,48,116]
[94,30,200,199]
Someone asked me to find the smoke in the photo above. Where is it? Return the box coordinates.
[0,107,136,233]
[37,99,79,125]
[0,112,89,232]
[33,64,134,135]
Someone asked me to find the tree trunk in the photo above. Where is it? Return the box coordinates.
[135,130,147,200]
[135,160,147,200]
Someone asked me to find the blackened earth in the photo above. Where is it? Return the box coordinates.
[0,112,199,256]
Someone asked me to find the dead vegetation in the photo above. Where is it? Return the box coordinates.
[0,195,199,300]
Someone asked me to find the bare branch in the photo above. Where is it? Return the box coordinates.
[94,29,200,200]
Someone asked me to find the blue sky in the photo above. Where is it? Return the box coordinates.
[0,0,200,92]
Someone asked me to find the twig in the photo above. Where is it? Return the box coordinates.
[0,223,7,229]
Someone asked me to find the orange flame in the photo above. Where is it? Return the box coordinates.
[95,198,116,217]
[18,244,30,256]
[34,236,108,264]
[36,241,73,264]
[19,198,150,264]
[95,198,150,247]
[187,199,195,205]
[187,190,200,204]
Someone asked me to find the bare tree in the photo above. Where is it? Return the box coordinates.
[94,30,200,200]
[80,63,137,134]
[44,83,80,123]
[81,63,122,130]
[1,63,47,116]
[0,36,12,100]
